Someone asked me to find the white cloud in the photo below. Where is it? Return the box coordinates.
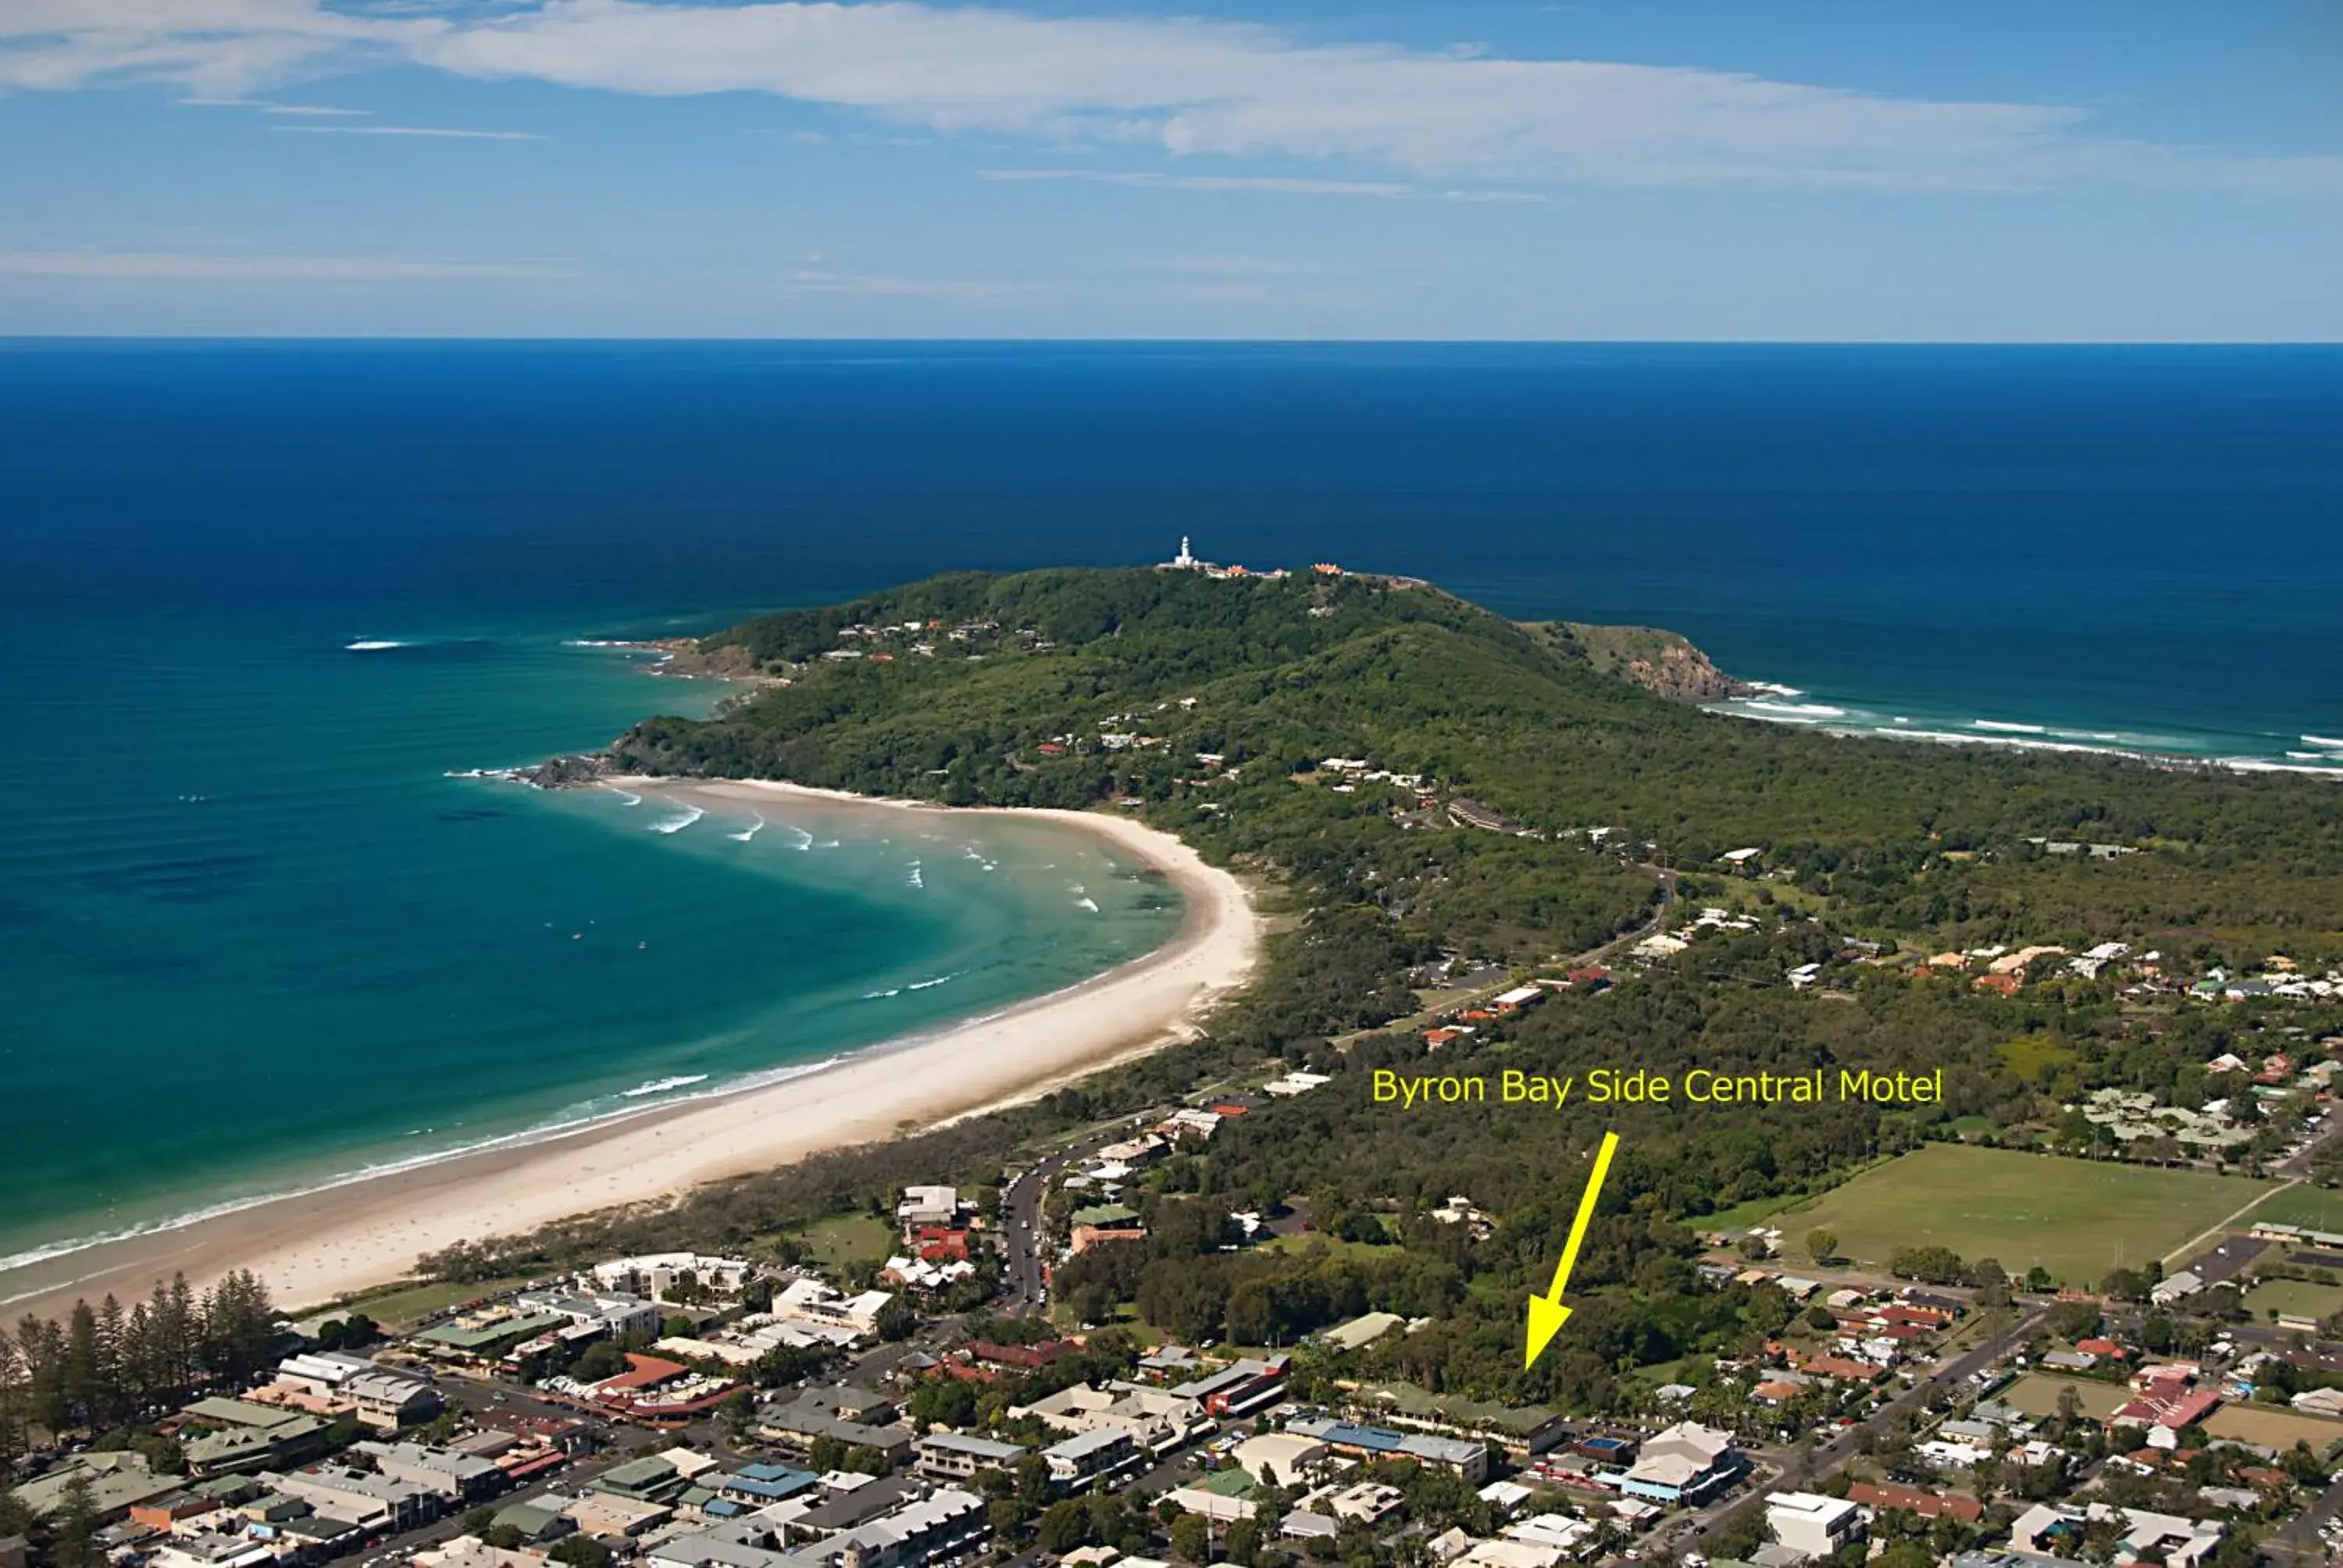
[0,249,569,279]
[979,169,1410,198]
[3,0,2338,197]
[266,102,369,114]
[274,123,541,138]
[783,267,1030,299]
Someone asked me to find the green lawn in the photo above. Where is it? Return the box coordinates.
[2246,1278,2343,1324]
[1774,1145,2275,1285]
[798,1213,896,1270]
[1259,1233,1395,1263]
[2240,1186,2343,1235]
[317,1276,537,1331]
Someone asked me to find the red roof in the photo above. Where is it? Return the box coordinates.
[599,1352,687,1392]
[1803,1355,1886,1381]
[1879,1304,1954,1327]
[965,1338,1077,1370]
[2076,1338,2128,1358]
[2111,1387,2220,1431]
[1847,1483,1982,1522]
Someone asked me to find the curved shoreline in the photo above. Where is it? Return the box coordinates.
[0,780,1261,1322]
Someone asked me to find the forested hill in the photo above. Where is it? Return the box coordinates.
[429,566,2343,1417]
[611,566,2343,961]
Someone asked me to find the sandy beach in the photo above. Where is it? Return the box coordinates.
[0,779,1260,1323]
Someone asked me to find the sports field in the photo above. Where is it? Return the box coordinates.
[2239,1185,2343,1235]
[1763,1145,2274,1285]
[2246,1278,2343,1324]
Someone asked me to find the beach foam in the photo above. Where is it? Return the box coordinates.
[1741,700,1847,719]
[649,804,704,834]
[622,1074,710,1098]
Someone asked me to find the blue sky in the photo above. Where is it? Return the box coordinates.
[2,0,2338,338]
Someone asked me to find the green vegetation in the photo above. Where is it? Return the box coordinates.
[627,567,2343,963]
[2241,1185,2343,1233]
[29,566,2335,1434]
[1774,1144,2273,1281]
[317,1276,535,1332]
[2245,1278,2343,1323]
[394,566,2340,1412]
[797,1213,896,1270]
[2,1270,277,1450]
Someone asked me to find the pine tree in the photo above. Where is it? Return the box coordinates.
[54,1471,100,1568]
[63,1303,102,1431]
[0,1333,25,1465]
[14,1315,67,1436]
[95,1296,127,1426]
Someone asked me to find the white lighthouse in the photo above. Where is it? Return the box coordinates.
[1173,535,1196,568]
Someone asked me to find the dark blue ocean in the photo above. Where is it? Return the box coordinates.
[2,340,2338,1278]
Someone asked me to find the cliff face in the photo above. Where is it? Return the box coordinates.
[1606,636,1753,702]
[1525,620,1752,702]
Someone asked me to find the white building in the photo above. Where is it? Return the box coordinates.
[771,1277,894,1338]
[1766,1491,1865,1559]
[896,1186,961,1228]
[588,1254,758,1302]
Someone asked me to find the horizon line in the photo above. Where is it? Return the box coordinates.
[5,333,2341,348]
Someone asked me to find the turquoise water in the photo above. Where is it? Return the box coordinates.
[4,338,2337,1281]
[0,607,1176,1273]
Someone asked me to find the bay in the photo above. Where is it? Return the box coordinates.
[2,338,2336,1267]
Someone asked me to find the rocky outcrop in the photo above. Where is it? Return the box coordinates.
[1547,621,1754,702]
[517,752,611,789]
[1615,640,1754,702]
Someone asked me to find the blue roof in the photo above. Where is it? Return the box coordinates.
[734,1463,808,1484]
[719,1467,818,1502]
[1319,1422,1404,1452]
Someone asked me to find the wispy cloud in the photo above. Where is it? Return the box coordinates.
[266,102,370,116]
[783,268,1031,299]
[980,168,1554,202]
[5,0,2338,198]
[981,169,1410,198]
[0,251,570,280]
[274,123,541,140]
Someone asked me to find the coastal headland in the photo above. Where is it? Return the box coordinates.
[0,778,1260,1323]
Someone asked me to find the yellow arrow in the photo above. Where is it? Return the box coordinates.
[1525,1130,1620,1369]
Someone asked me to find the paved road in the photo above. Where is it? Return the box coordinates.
[1002,1126,1145,1314]
[2266,1468,2343,1563]
[1675,1302,2049,1555]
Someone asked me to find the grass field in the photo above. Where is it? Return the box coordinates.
[1771,1145,2275,1284]
[321,1276,538,1331]
[2008,1374,2343,1452]
[798,1213,895,1270]
[2246,1278,2343,1324]
[2005,1373,2127,1420]
[2208,1404,2343,1452]
[2240,1186,2343,1234]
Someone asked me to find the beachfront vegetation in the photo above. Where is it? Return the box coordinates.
[2,1271,276,1452]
